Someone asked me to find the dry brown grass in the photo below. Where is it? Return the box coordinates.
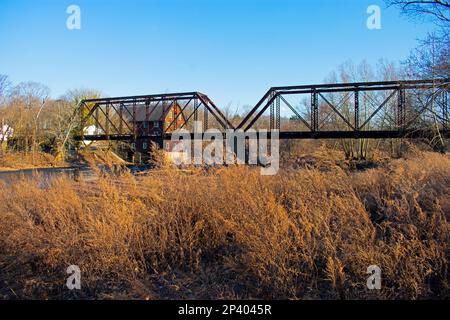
[0,151,448,299]
[0,152,67,171]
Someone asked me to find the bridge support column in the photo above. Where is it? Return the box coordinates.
[145,100,150,135]
[132,100,137,135]
[354,91,359,130]
[119,103,124,135]
[94,106,100,135]
[194,98,198,122]
[79,101,86,142]
[443,90,448,131]
[311,90,318,132]
[270,95,274,130]
[269,93,280,130]
[276,95,280,130]
[105,102,110,140]
[204,107,208,131]
[156,136,164,149]
[397,88,406,130]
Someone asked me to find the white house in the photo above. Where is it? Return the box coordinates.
[83,125,101,145]
[0,124,13,142]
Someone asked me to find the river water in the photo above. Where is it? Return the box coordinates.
[0,164,155,184]
[0,166,96,184]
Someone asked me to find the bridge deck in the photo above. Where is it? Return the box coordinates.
[82,129,449,141]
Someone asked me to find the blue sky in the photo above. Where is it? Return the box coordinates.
[0,0,434,108]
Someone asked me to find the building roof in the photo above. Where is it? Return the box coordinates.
[122,101,181,122]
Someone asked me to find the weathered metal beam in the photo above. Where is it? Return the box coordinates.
[271,78,448,91]
[82,91,200,103]
[76,79,450,144]
[79,129,450,141]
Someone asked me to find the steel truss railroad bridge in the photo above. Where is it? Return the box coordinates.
[78,79,449,145]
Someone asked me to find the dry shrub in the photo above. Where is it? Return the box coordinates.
[0,151,448,299]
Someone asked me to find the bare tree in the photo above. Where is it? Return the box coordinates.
[57,88,102,158]
[5,82,50,161]
[0,108,13,157]
[0,75,11,156]
[385,0,449,79]
[0,74,11,98]
[387,1,449,152]
[403,32,449,79]
[11,81,50,107]
[386,0,450,25]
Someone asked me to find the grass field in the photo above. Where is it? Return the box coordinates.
[0,149,448,299]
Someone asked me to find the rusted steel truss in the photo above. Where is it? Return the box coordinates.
[79,92,233,142]
[78,79,449,142]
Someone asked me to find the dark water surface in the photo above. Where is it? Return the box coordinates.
[0,164,153,184]
[0,166,95,184]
